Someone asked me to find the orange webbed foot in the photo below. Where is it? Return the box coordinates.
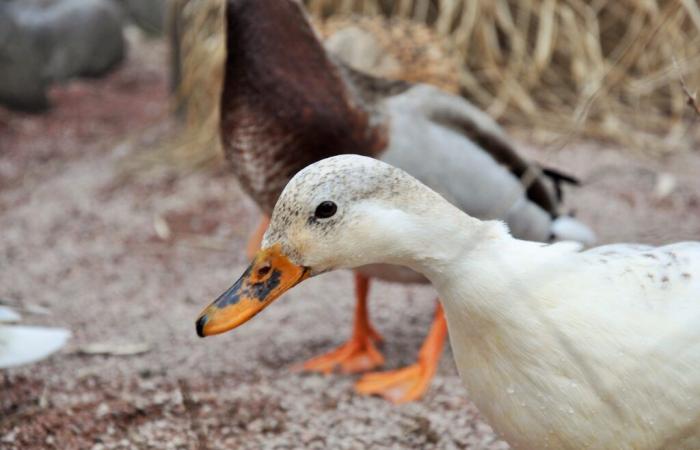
[300,332,385,374]
[355,361,434,404]
[355,302,447,404]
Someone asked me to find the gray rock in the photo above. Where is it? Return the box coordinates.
[0,0,126,111]
[0,3,48,111]
[15,0,126,80]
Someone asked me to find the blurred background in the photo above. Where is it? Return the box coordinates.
[1,0,699,449]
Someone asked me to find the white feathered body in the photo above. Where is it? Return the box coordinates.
[435,238,700,450]
[0,324,70,368]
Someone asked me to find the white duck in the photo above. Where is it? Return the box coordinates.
[0,305,70,369]
[197,155,700,449]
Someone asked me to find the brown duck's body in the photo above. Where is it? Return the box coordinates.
[221,0,406,214]
[217,0,594,403]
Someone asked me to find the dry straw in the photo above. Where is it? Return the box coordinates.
[144,0,700,172]
[309,0,700,153]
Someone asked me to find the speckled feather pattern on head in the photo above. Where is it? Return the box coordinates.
[263,155,443,264]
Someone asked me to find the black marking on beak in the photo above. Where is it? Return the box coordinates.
[196,316,207,338]
[195,266,285,337]
[210,266,283,309]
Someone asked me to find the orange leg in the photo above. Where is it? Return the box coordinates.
[355,301,447,404]
[246,215,270,260]
[300,273,384,374]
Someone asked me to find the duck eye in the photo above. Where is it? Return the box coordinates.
[314,201,337,219]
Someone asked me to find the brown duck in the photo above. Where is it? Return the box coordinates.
[204,0,595,403]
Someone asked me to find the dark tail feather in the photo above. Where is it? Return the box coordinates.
[542,167,580,202]
[542,167,580,185]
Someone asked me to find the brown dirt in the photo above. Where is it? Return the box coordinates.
[1,39,699,450]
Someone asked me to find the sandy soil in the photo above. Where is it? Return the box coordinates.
[1,40,700,450]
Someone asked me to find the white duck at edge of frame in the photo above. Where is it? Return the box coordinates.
[198,155,700,450]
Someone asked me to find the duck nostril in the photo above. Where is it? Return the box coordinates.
[257,263,271,277]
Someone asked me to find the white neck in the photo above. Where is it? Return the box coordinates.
[363,199,605,448]
[363,197,526,324]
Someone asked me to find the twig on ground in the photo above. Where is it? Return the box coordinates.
[680,77,700,117]
[674,55,700,117]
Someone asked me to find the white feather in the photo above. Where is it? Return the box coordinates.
[0,306,22,323]
[0,326,70,368]
[551,215,597,245]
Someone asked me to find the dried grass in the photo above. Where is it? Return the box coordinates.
[315,16,462,93]
[141,0,227,171]
[311,0,700,154]
[147,0,700,172]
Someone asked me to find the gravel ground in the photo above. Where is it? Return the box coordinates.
[1,40,700,450]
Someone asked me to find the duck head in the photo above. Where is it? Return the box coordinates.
[196,155,450,337]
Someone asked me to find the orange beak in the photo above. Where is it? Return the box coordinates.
[195,244,310,337]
